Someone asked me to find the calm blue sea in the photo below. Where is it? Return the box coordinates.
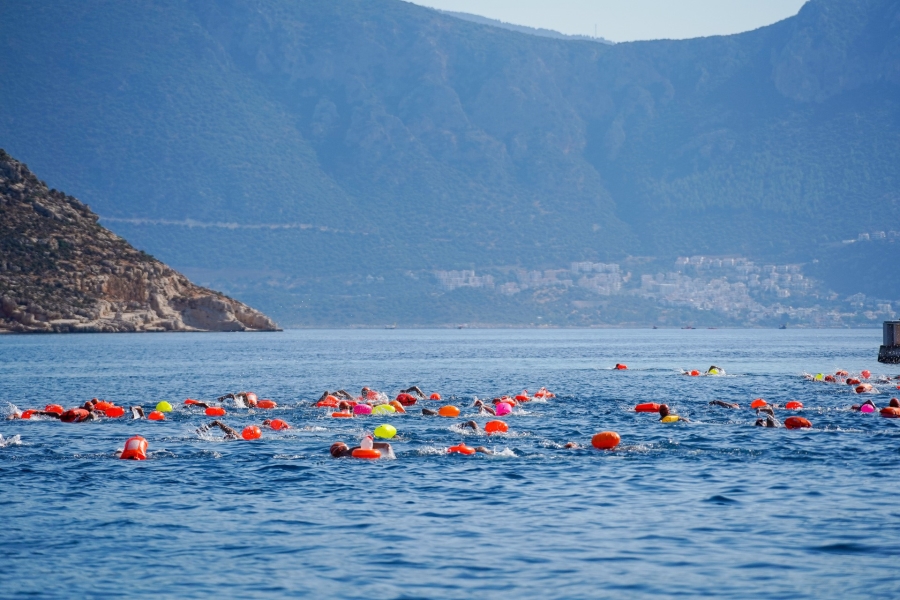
[1,329,899,599]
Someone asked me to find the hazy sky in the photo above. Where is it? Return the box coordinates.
[407,0,808,42]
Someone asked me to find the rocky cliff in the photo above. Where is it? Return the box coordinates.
[0,149,280,332]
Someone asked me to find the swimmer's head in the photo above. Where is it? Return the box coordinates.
[658,404,670,417]
[262,419,271,426]
[330,442,349,458]
[891,398,900,408]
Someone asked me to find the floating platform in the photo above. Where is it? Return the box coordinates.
[878,321,900,364]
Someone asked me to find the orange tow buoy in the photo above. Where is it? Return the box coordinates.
[45,404,64,415]
[690,370,700,376]
[351,448,381,459]
[750,399,767,409]
[395,393,418,406]
[184,399,199,405]
[880,407,900,419]
[20,410,35,419]
[429,393,441,400]
[635,403,661,413]
[148,411,165,421]
[94,401,113,411]
[591,431,621,450]
[241,425,262,440]
[448,444,476,455]
[784,401,803,410]
[389,400,406,413]
[615,363,628,370]
[438,406,460,418]
[256,399,277,409]
[120,436,148,460]
[784,416,812,429]
[514,394,530,403]
[267,419,290,430]
[205,406,226,417]
[484,420,508,434]
[317,396,338,408]
[105,406,126,418]
[332,411,353,418]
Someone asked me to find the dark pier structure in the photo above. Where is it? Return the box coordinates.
[878,321,900,364]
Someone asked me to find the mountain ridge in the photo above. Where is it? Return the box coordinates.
[0,0,897,325]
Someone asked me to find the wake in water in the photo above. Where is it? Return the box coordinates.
[0,433,22,447]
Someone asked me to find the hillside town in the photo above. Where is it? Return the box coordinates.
[435,254,896,326]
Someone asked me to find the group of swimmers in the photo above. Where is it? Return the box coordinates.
[5,366,898,460]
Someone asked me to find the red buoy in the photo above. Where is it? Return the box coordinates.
[591,431,621,450]
[784,416,812,429]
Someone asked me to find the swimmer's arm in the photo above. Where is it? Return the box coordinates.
[35,410,62,419]
[202,420,240,439]
[474,446,493,455]
[373,442,395,459]
[216,393,236,402]
[422,408,438,416]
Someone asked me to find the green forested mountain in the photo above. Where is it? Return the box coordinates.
[1,0,898,325]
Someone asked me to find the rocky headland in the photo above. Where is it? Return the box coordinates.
[0,149,279,333]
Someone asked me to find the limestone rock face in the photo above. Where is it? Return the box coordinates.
[0,149,280,333]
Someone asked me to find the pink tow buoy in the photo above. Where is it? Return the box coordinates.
[353,404,372,415]
[860,404,875,413]
[495,402,512,416]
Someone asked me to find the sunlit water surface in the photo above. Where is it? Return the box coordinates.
[1,329,899,598]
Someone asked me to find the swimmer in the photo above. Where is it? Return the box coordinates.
[318,390,353,402]
[422,408,439,416]
[564,442,580,449]
[400,386,426,399]
[707,365,724,375]
[873,397,900,410]
[851,398,878,411]
[330,441,396,459]
[262,418,290,430]
[755,415,779,427]
[709,400,740,409]
[217,392,256,407]
[473,399,496,416]
[197,420,240,440]
[659,404,689,422]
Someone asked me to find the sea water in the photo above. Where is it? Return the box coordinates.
[1,329,898,598]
